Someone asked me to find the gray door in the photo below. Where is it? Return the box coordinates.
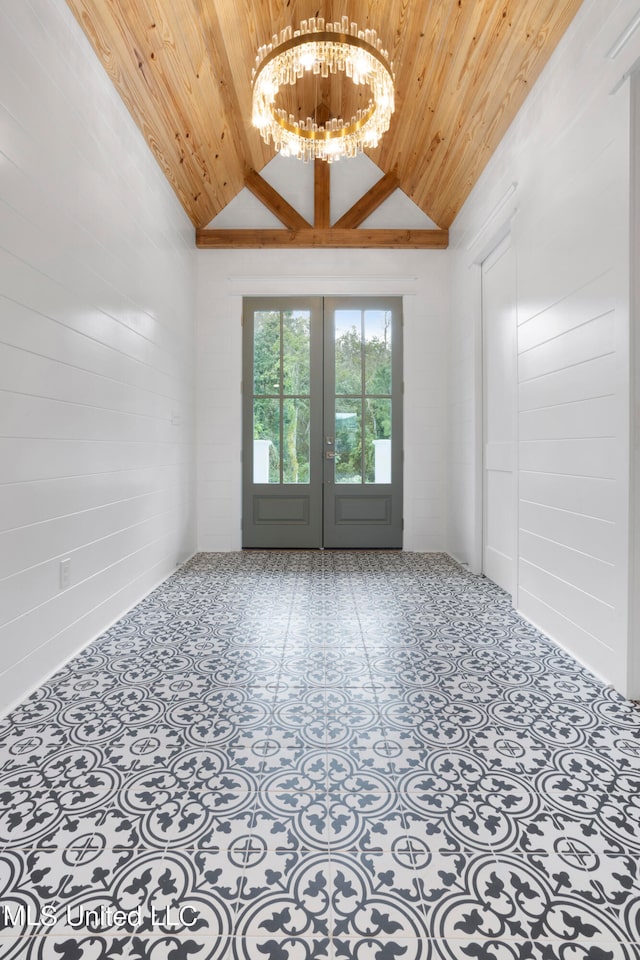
[242,296,402,548]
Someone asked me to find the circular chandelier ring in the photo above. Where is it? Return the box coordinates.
[251,23,395,162]
[275,104,377,142]
[254,31,393,81]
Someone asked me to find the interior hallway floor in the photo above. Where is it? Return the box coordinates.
[1,551,640,959]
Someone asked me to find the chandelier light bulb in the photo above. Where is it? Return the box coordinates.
[299,50,316,70]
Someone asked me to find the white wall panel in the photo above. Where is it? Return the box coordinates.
[518,355,617,411]
[518,587,618,682]
[0,489,177,579]
[519,560,616,654]
[518,472,617,522]
[0,516,166,626]
[0,468,183,532]
[519,439,619,479]
[0,552,174,711]
[0,439,184,485]
[0,283,179,399]
[0,394,175,444]
[519,396,616,441]
[0,346,172,423]
[0,535,179,675]
[0,0,196,714]
[517,272,613,348]
[519,501,616,563]
[519,530,617,606]
[447,0,638,694]
[518,314,616,382]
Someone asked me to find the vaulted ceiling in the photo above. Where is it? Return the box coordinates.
[66,0,584,240]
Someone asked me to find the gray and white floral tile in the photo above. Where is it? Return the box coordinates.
[0,551,639,960]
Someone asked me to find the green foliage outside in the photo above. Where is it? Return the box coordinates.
[253,309,392,485]
[253,311,310,483]
[334,320,392,483]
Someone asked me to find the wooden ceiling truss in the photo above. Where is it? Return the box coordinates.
[196,161,449,248]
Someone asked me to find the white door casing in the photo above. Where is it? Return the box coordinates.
[482,235,518,598]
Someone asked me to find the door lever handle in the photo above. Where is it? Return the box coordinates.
[325,451,336,459]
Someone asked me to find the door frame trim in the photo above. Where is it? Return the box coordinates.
[480,231,519,602]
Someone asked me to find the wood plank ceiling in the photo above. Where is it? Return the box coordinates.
[66,0,584,244]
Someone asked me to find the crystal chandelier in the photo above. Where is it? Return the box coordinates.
[251,16,394,163]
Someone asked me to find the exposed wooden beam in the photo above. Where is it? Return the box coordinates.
[245,169,311,230]
[314,160,331,229]
[334,171,400,229]
[196,228,449,249]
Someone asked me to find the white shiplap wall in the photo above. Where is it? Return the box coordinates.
[0,0,196,713]
[447,0,639,695]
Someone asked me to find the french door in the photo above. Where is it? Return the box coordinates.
[242,296,403,548]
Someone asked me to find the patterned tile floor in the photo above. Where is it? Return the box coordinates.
[1,551,640,960]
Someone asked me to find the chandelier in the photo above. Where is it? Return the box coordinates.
[251,16,394,163]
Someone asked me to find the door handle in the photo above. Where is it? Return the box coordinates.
[325,451,336,459]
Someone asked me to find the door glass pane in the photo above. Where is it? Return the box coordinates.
[253,398,280,483]
[254,311,281,395]
[335,310,362,395]
[282,311,310,395]
[365,398,391,484]
[283,398,310,483]
[365,310,392,395]
[335,399,362,483]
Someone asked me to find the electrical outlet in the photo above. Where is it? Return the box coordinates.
[59,558,71,590]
